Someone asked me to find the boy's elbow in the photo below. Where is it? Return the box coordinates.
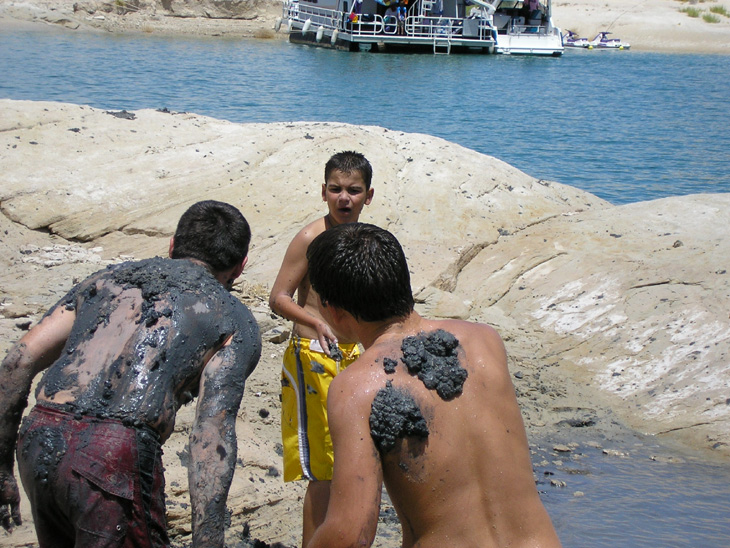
[309,517,375,548]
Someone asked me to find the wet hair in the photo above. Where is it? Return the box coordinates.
[307,223,414,322]
[171,200,251,272]
[324,151,373,190]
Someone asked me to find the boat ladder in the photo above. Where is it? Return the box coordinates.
[433,35,451,54]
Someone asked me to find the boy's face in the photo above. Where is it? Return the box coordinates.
[322,169,374,226]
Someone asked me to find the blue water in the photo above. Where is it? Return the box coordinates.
[534,431,730,547]
[1,28,729,204]
[2,27,730,547]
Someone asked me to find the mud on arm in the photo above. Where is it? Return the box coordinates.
[0,305,75,530]
[188,328,260,547]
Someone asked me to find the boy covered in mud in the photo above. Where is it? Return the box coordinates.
[268,150,374,545]
[0,200,262,548]
[305,223,562,548]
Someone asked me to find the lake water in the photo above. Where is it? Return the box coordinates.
[1,28,729,204]
[1,27,730,547]
[534,429,730,548]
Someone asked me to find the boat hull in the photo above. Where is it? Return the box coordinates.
[495,31,564,55]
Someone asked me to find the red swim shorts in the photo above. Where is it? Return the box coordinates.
[17,404,169,548]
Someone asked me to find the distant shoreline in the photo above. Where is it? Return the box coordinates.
[1,0,729,54]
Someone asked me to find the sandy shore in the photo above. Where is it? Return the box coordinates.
[1,0,729,53]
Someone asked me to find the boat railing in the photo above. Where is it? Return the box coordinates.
[347,15,463,39]
[348,15,495,41]
[510,22,547,35]
[287,1,495,42]
[286,3,341,32]
[348,16,386,36]
[406,16,494,40]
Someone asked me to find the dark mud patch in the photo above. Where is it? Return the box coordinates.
[19,425,67,485]
[400,329,467,400]
[383,357,398,374]
[328,340,344,361]
[370,381,429,453]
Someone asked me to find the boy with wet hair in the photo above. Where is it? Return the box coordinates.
[269,150,374,546]
[305,223,562,548]
[170,199,252,278]
[0,200,262,548]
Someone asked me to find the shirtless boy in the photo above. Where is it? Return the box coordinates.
[268,151,374,545]
[0,200,262,548]
[305,223,562,548]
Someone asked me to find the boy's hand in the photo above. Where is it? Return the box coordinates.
[0,470,22,532]
[315,322,338,358]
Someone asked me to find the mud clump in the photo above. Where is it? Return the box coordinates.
[369,381,429,453]
[328,340,344,361]
[383,357,398,374]
[400,329,467,400]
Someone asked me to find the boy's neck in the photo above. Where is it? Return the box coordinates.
[357,311,422,350]
[324,213,342,229]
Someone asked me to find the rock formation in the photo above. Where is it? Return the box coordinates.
[1,99,728,546]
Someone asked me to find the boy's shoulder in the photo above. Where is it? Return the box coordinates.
[291,216,329,247]
[425,317,499,340]
[330,354,385,412]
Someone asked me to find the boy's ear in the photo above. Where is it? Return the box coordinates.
[226,257,247,285]
[168,237,175,258]
[321,183,327,202]
[327,303,345,323]
[234,256,248,278]
[319,299,342,325]
[365,187,374,205]
[326,304,356,332]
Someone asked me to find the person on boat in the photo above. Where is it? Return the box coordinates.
[304,223,562,548]
[0,200,262,547]
[397,2,407,34]
[385,3,398,33]
[523,0,541,23]
[268,151,375,547]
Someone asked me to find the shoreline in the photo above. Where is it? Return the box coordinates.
[1,0,729,54]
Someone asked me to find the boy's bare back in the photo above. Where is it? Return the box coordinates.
[325,317,562,548]
[34,257,258,442]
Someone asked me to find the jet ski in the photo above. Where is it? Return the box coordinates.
[562,30,589,48]
[589,31,630,49]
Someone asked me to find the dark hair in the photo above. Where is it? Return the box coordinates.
[171,200,251,272]
[307,223,414,322]
[324,151,373,190]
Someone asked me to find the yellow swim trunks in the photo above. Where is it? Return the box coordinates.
[281,337,360,482]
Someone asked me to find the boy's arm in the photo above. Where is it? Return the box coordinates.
[0,305,75,531]
[307,374,383,548]
[188,327,261,547]
[269,227,337,352]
